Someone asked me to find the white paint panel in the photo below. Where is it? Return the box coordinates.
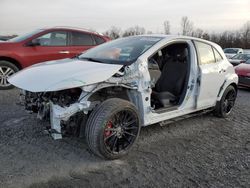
[8,58,123,92]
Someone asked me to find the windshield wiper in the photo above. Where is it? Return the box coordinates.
[79,57,106,63]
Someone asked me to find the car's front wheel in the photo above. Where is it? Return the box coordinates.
[85,98,141,159]
[0,60,19,90]
[214,85,237,118]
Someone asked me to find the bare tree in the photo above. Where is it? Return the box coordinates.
[103,26,121,39]
[122,26,146,37]
[191,28,203,38]
[241,21,250,48]
[181,16,193,36]
[202,32,210,40]
[102,19,250,49]
[163,20,170,34]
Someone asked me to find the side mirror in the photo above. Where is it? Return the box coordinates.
[27,39,41,46]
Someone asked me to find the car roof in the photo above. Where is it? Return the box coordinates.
[41,26,104,36]
[133,34,220,47]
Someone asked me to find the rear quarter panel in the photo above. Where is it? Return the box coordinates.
[217,63,238,101]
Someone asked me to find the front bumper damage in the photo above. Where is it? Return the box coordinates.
[21,63,140,140]
[49,101,91,139]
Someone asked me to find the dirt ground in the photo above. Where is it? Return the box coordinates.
[0,88,250,188]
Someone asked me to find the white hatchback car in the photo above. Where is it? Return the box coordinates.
[9,35,238,159]
[224,48,243,59]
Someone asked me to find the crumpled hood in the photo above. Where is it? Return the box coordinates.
[8,58,123,92]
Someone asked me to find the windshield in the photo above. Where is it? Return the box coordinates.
[246,59,250,64]
[232,54,250,60]
[78,36,163,65]
[8,29,44,42]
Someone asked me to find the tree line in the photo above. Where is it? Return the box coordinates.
[103,16,250,49]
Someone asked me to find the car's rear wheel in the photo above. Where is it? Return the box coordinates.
[85,98,141,159]
[214,85,237,118]
[0,60,19,90]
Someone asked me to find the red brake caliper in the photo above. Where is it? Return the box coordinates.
[105,121,113,137]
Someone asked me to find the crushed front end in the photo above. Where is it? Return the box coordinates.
[21,88,91,139]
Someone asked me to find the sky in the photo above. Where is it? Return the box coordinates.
[0,0,249,35]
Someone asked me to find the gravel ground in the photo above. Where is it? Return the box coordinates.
[0,88,250,188]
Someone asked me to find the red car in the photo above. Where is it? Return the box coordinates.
[0,27,110,89]
[235,59,250,88]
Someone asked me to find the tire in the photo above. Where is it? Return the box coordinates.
[0,60,19,90]
[214,85,237,118]
[85,98,141,159]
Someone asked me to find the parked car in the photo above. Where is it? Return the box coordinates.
[243,49,250,54]
[235,59,250,88]
[0,35,16,41]
[0,27,110,89]
[229,53,250,66]
[224,48,243,59]
[9,35,238,159]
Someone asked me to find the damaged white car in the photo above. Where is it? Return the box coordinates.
[9,35,238,159]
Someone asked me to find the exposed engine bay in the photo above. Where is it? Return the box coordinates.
[21,84,134,139]
[22,88,83,137]
[24,88,82,115]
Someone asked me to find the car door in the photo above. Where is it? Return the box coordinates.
[23,30,71,66]
[67,31,96,56]
[194,41,226,108]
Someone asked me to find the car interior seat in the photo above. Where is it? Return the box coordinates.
[152,45,188,107]
[148,51,164,83]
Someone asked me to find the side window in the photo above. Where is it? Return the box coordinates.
[37,31,67,46]
[194,41,215,65]
[92,35,105,45]
[213,48,223,62]
[71,32,94,46]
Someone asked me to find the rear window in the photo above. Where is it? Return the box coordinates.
[70,31,94,46]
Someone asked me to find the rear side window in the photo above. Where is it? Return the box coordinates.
[213,48,223,62]
[92,35,105,45]
[194,41,215,64]
[70,32,94,46]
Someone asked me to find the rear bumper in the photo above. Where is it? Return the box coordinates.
[238,76,250,88]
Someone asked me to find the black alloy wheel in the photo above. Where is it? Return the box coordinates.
[85,98,141,159]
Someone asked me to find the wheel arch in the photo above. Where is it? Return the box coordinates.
[88,85,132,103]
[87,85,145,125]
[217,80,238,101]
[229,82,238,94]
[0,56,22,70]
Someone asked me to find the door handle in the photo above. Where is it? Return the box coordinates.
[219,69,226,73]
[59,51,70,54]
